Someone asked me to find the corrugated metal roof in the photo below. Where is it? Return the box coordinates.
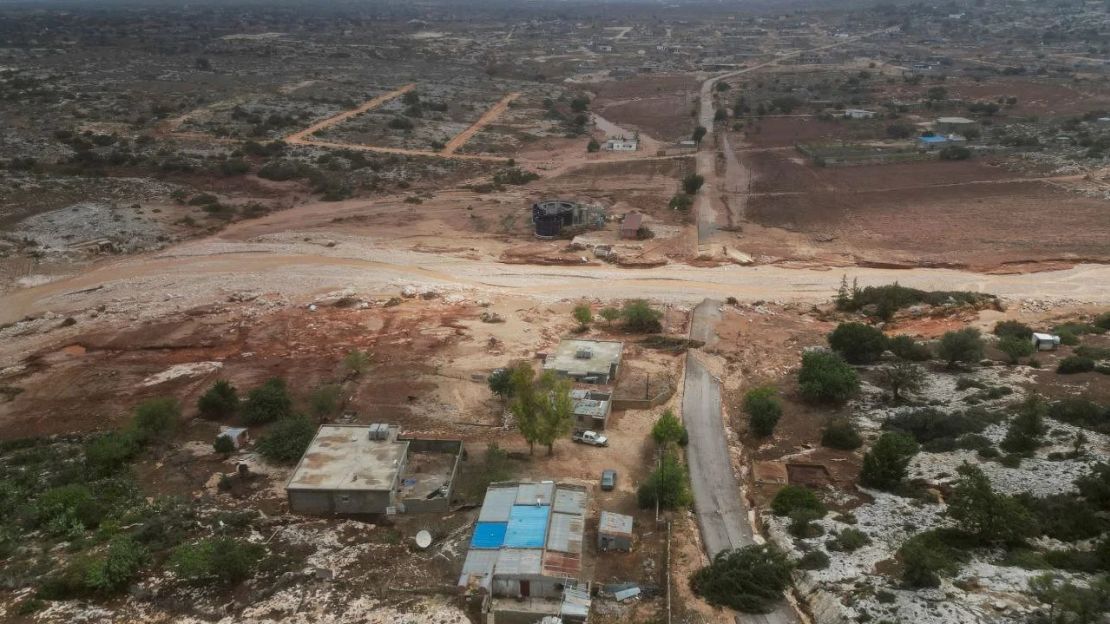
[470,521,507,549]
[478,486,518,523]
[552,487,587,516]
[599,511,634,537]
[504,505,550,548]
[542,550,582,577]
[461,549,499,576]
[546,512,584,554]
[494,548,543,577]
[514,482,555,506]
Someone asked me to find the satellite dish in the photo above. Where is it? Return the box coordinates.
[415,530,432,549]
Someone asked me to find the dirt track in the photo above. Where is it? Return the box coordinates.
[440,92,521,155]
[285,84,416,144]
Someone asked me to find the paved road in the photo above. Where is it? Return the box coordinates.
[685,299,798,624]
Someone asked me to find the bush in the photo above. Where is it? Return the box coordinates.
[798,351,859,404]
[129,397,180,443]
[256,415,315,464]
[650,409,687,447]
[885,407,988,443]
[84,431,141,474]
[84,536,148,594]
[1016,493,1106,542]
[1057,356,1095,374]
[796,550,830,570]
[620,299,663,333]
[821,418,863,450]
[744,387,782,437]
[213,434,235,455]
[682,173,705,194]
[771,485,825,517]
[1096,312,1110,331]
[948,463,1037,544]
[197,380,238,420]
[860,432,918,491]
[308,384,342,418]
[387,116,414,130]
[887,335,931,361]
[826,527,871,552]
[492,167,540,185]
[898,529,968,588]
[827,322,887,364]
[668,193,693,211]
[169,537,265,585]
[937,328,984,368]
[997,336,1035,364]
[938,145,971,160]
[690,544,794,613]
[36,484,103,531]
[572,304,592,329]
[488,367,514,400]
[242,378,293,425]
[1000,396,1047,453]
[637,452,692,510]
[1047,398,1109,434]
[879,361,925,403]
[993,320,1033,340]
[789,508,824,538]
[257,159,301,181]
[1076,463,1110,511]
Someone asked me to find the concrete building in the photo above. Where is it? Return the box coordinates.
[618,212,643,240]
[285,424,462,515]
[459,482,591,622]
[544,339,623,385]
[597,511,633,552]
[570,388,612,430]
[935,116,977,133]
[604,137,638,151]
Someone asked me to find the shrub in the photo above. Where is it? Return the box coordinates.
[887,335,931,361]
[1047,398,1109,434]
[1076,463,1110,510]
[827,322,887,364]
[668,193,693,211]
[690,544,794,613]
[937,328,984,368]
[1057,356,1095,374]
[1016,493,1106,542]
[572,304,592,329]
[997,336,1035,364]
[938,145,971,160]
[798,351,859,404]
[84,431,140,474]
[256,415,315,464]
[948,463,1037,544]
[826,528,871,552]
[771,485,825,517]
[898,529,967,588]
[682,173,705,194]
[36,484,102,531]
[884,407,988,443]
[257,159,301,181]
[797,550,830,570]
[487,367,514,400]
[744,386,782,437]
[651,409,687,447]
[879,361,925,402]
[860,432,918,491]
[993,320,1033,340]
[822,418,862,450]
[1000,396,1047,453]
[84,536,148,594]
[129,397,180,443]
[242,378,293,425]
[1095,312,1110,331]
[620,299,663,333]
[789,508,824,538]
[387,116,414,130]
[956,433,992,450]
[308,384,341,418]
[169,537,265,585]
[492,167,540,185]
[213,434,235,455]
[197,380,238,420]
[1076,345,1110,360]
[637,452,692,510]
[344,350,371,375]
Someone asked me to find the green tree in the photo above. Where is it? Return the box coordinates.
[535,373,574,455]
[242,378,293,425]
[344,350,371,376]
[637,451,692,509]
[572,303,593,330]
[926,86,948,101]
[860,432,919,491]
[1000,395,1047,454]
[993,320,1033,340]
[798,351,859,404]
[651,409,687,447]
[85,432,141,475]
[771,485,825,517]
[1077,463,1110,511]
[899,530,962,588]
[197,380,239,420]
[948,463,1037,544]
[937,328,984,369]
[256,415,315,463]
[586,138,600,153]
[691,125,707,144]
[169,537,265,586]
[1028,574,1110,624]
[887,335,932,361]
[821,418,863,450]
[487,366,514,400]
[620,299,663,333]
[508,364,541,454]
[682,173,705,194]
[827,322,887,364]
[744,386,782,437]
[213,434,235,456]
[84,536,149,594]
[599,307,620,327]
[879,361,925,403]
[309,384,342,418]
[129,397,180,443]
[997,335,1035,364]
[690,544,794,613]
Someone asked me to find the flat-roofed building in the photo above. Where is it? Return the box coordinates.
[544,339,623,385]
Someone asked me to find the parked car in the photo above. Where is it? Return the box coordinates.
[572,430,609,447]
[600,469,617,491]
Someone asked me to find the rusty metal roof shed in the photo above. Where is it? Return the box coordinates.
[546,512,584,554]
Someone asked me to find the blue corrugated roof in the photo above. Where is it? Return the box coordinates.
[504,505,550,548]
[470,522,507,549]
[918,135,947,143]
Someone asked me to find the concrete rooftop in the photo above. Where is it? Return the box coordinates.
[287,424,407,492]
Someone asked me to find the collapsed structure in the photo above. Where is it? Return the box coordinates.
[459,482,592,623]
[285,424,462,515]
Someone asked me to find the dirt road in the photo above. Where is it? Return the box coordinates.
[440,92,521,155]
[285,84,416,144]
[683,299,797,624]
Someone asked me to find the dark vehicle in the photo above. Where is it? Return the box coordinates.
[601,469,617,491]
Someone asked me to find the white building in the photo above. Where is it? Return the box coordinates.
[604,137,638,151]
[843,109,876,120]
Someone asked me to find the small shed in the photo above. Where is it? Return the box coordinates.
[1031,332,1061,351]
[843,109,876,119]
[598,511,633,552]
[619,212,643,240]
[217,427,250,450]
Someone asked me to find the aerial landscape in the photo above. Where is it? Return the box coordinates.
[2,0,1110,622]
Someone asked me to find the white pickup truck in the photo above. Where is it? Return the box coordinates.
[572,430,609,447]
